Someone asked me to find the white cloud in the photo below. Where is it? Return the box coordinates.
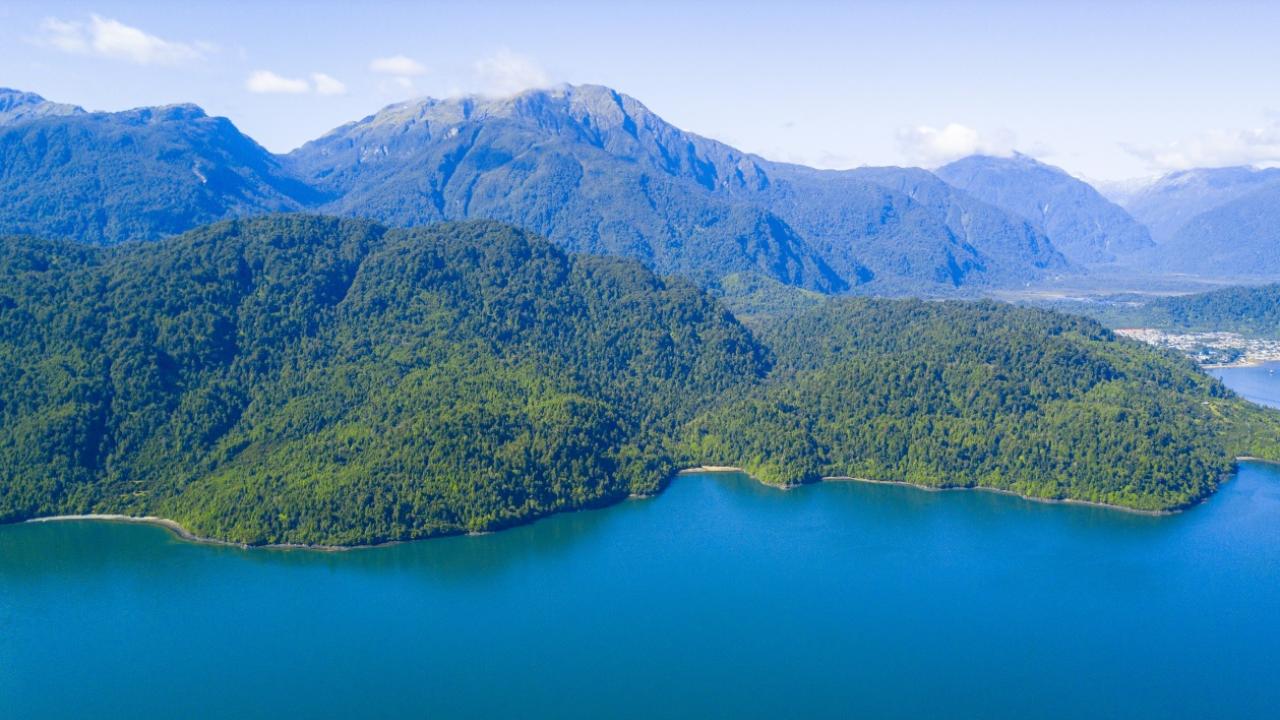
[896,123,1016,167]
[473,48,549,97]
[311,73,347,96]
[246,70,310,94]
[245,70,348,96]
[38,15,204,65]
[39,18,88,53]
[1122,123,1280,171]
[370,55,427,77]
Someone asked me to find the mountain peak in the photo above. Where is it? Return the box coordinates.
[352,83,652,135]
[0,88,85,126]
[943,152,1065,175]
[294,82,763,196]
[935,152,1153,264]
[112,103,209,125]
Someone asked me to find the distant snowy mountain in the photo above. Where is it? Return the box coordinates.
[1121,166,1280,242]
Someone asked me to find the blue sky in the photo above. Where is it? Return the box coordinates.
[3,0,1280,181]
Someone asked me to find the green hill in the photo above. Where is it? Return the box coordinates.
[1081,284,1280,338]
[2,215,1275,544]
[687,299,1280,511]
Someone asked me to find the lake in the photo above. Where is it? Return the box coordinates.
[3,364,1279,719]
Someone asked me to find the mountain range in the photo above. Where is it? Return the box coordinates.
[286,86,1068,292]
[1109,167,1280,276]
[1,85,1278,290]
[935,153,1154,264]
[0,92,317,245]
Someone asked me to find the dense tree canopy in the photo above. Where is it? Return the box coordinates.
[2,215,1276,544]
[686,298,1280,510]
[1076,284,1280,339]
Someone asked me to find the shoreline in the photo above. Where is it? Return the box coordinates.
[22,459,1269,550]
[677,465,1192,515]
[23,514,383,552]
[1203,357,1280,369]
[816,476,1177,516]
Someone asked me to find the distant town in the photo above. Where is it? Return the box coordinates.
[1116,328,1280,367]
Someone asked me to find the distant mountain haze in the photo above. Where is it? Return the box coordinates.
[934,153,1153,265]
[1156,182,1280,276]
[1117,166,1280,243]
[0,89,319,244]
[2,84,1277,289]
[288,84,1066,293]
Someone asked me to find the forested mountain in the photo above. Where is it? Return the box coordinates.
[0,215,768,543]
[935,153,1153,264]
[1156,183,1280,276]
[0,93,320,244]
[288,84,1066,293]
[0,88,84,125]
[1078,283,1280,338]
[688,298,1280,510]
[2,215,1275,544]
[1116,166,1280,242]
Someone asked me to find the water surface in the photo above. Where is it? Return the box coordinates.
[1210,360,1280,409]
[2,365,1278,719]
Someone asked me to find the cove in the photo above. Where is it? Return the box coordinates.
[1,364,1278,719]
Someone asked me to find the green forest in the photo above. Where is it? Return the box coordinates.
[1074,284,1280,338]
[3,215,1278,544]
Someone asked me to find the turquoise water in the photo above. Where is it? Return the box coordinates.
[2,367,1279,719]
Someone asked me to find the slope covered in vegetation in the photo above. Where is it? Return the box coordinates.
[1080,284,1280,339]
[0,99,317,244]
[2,215,1275,544]
[686,299,1280,511]
[0,216,766,543]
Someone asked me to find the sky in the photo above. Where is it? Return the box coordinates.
[3,0,1280,182]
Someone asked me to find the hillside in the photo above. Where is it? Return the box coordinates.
[1079,284,1280,338]
[0,215,768,543]
[288,85,1066,294]
[1156,184,1280,276]
[2,215,1276,544]
[935,153,1153,264]
[1117,166,1280,242]
[686,298,1280,510]
[0,91,320,245]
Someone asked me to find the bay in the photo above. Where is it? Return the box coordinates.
[2,364,1278,719]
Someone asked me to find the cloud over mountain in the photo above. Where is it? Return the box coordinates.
[897,123,1015,167]
[473,49,550,96]
[1124,121,1280,172]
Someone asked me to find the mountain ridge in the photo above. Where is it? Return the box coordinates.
[935,153,1154,264]
[289,84,1067,293]
[0,90,320,244]
[5,83,1279,290]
